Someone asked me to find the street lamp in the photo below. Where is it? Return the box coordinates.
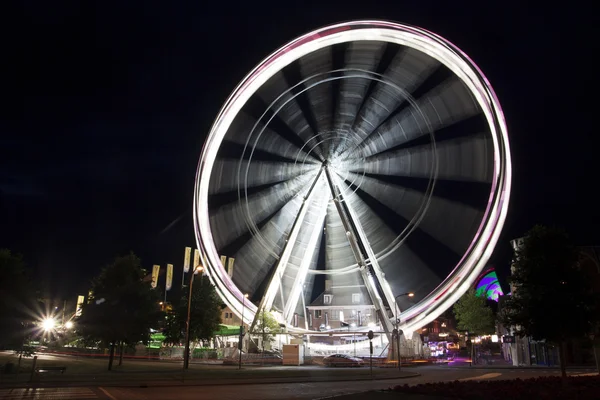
[42,317,56,332]
[183,265,203,370]
[394,292,414,371]
[238,293,249,370]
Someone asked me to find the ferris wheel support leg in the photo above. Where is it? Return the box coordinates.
[249,167,325,334]
[323,166,395,339]
[283,186,329,325]
[333,174,400,325]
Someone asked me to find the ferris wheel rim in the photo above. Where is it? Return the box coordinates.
[193,20,512,335]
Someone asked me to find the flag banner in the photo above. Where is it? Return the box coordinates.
[183,247,191,273]
[76,295,85,316]
[166,264,173,291]
[227,257,235,278]
[220,255,227,272]
[151,265,160,289]
[193,249,200,271]
[202,253,208,275]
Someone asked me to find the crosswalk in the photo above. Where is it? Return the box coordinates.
[0,388,98,399]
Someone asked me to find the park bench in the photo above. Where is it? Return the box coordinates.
[35,366,67,374]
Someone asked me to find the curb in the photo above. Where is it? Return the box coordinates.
[0,372,421,389]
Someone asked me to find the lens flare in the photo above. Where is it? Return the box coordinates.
[42,317,56,331]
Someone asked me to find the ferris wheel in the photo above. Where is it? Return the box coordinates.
[194,20,511,337]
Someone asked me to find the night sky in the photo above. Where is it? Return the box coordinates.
[5,1,598,299]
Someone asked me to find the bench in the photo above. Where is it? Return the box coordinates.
[36,366,67,374]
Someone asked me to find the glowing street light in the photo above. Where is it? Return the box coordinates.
[42,317,56,332]
[65,321,74,330]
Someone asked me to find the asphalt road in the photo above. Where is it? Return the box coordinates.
[1,366,596,400]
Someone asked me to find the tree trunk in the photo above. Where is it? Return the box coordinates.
[559,340,568,385]
[107,342,116,371]
[470,341,474,367]
[593,337,600,374]
[118,341,124,366]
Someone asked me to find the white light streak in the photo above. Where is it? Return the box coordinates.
[194,20,511,333]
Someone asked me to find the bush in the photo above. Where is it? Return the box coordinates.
[393,376,600,400]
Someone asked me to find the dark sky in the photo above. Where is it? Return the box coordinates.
[5,1,598,299]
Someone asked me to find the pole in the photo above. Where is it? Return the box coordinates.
[29,356,38,383]
[368,330,374,379]
[593,335,600,374]
[395,296,402,371]
[239,296,246,370]
[393,293,413,371]
[183,270,195,370]
[164,282,168,306]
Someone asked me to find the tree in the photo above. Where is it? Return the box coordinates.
[500,225,600,381]
[0,249,35,350]
[163,275,224,348]
[252,310,281,352]
[453,288,495,365]
[77,253,163,370]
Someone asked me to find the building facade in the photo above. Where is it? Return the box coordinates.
[305,280,377,330]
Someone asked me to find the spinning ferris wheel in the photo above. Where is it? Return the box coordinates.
[193,20,511,337]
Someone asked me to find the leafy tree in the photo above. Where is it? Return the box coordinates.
[0,249,35,350]
[500,225,600,380]
[162,275,224,347]
[77,253,163,370]
[252,310,281,352]
[454,288,496,335]
[453,287,495,365]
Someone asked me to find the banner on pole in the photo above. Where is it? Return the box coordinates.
[193,249,200,270]
[151,265,160,289]
[183,247,191,273]
[227,257,235,278]
[166,264,173,291]
[202,253,209,275]
[75,295,85,316]
[220,255,227,272]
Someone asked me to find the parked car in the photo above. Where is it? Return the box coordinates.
[323,354,364,367]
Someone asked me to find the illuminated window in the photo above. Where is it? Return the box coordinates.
[331,309,340,320]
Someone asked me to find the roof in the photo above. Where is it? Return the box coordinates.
[308,286,373,307]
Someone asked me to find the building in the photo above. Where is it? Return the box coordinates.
[305,280,377,330]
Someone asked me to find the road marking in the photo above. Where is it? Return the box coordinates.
[458,372,502,381]
[571,372,599,377]
[97,387,148,400]
[0,388,97,399]
[98,387,118,400]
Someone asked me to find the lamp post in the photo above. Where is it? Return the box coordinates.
[183,265,203,370]
[394,292,414,371]
[238,293,249,370]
